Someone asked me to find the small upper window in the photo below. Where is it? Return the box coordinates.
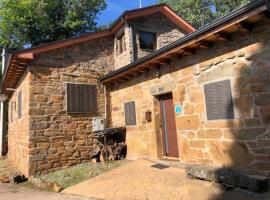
[204,79,234,120]
[138,31,156,51]
[116,34,125,54]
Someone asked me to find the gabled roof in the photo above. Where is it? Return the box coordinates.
[1,3,195,95]
[100,0,269,84]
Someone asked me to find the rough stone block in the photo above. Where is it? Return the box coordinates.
[176,115,200,130]
[51,141,64,148]
[31,86,44,94]
[186,164,269,193]
[245,118,262,127]
[30,122,49,130]
[207,140,252,168]
[35,95,48,102]
[197,129,223,139]
[37,142,50,149]
[189,92,204,104]
[223,128,265,140]
[189,140,205,148]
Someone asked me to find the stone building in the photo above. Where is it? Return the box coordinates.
[0,4,194,176]
[1,0,270,178]
[101,0,270,177]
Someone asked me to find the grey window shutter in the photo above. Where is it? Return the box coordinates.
[18,91,22,118]
[67,84,97,114]
[124,101,136,126]
[204,79,234,120]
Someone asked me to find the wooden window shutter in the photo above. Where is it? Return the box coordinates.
[67,84,97,114]
[18,90,22,118]
[124,101,136,126]
[204,79,234,120]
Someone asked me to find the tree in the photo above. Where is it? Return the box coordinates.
[0,0,106,49]
[159,0,251,29]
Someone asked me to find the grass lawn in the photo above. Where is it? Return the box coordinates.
[30,161,125,189]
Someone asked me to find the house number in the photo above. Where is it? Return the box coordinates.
[158,87,164,92]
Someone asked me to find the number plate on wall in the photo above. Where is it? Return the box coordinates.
[150,81,176,96]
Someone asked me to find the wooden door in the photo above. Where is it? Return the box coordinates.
[159,93,179,158]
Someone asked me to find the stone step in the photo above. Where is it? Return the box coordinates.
[185,164,269,193]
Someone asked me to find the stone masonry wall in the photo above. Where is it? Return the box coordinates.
[26,36,114,175]
[8,12,190,176]
[113,12,187,69]
[109,22,270,176]
[8,70,31,176]
[129,12,187,60]
[114,23,133,69]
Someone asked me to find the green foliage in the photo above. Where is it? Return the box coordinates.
[0,0,106,49]
[159,0,251,29]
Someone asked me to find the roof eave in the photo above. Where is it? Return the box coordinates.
[100,0,267,83]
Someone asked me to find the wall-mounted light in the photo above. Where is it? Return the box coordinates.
[0,94,8,102]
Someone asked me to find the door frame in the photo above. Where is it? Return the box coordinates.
[158,92,179,158]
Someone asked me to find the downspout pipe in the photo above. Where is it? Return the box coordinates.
[130,25,136,62]
[0,48,7,156]
[104,85,107,127]
[266,0,270,10]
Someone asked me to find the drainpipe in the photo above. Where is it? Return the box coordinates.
[104,85,107,127]
[266,0,270,11]
[130,25,136,62]
[0,48,6,156]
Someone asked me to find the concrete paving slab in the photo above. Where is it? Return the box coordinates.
[62,160,270,200]
[0,183,97,200]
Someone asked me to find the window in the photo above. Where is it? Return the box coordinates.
[138,31,156,50]
[124,101,136,126]
[204,79,234,120]
[116,33,125,54]
[67,83,97,114]
[18,90,22,118]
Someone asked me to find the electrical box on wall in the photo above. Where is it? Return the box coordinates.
[92,117,105,132]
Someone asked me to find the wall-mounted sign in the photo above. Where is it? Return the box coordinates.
[175,105,182,114]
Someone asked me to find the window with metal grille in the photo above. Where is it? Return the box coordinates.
[204,79,234,120]
[138,31,156,50]
[124,101,136,126]
[18,90,22,118]
[66,83,97,114]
